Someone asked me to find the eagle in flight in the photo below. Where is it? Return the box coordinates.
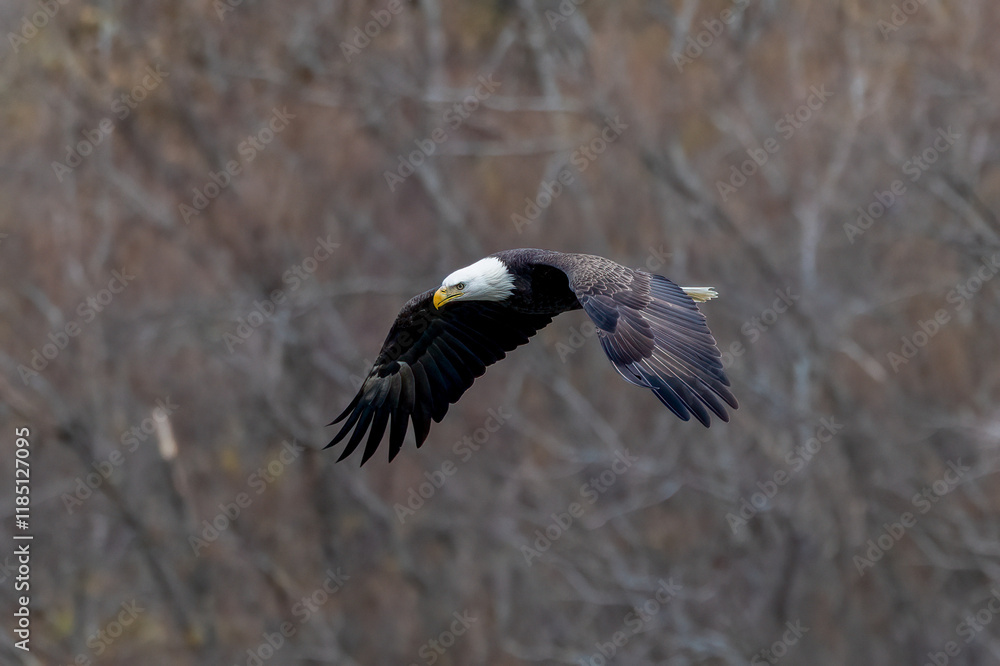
[329,249,737,464]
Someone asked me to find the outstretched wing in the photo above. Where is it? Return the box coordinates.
[551,257,737,426]
[329,289,553,464]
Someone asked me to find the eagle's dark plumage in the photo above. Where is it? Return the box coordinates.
[328,249,737,464]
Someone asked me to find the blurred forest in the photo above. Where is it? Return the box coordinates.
[2,0,1000,664]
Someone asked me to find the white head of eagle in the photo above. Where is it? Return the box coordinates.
[434,256,516,308]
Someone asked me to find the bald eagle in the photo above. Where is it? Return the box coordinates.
[329,249,737,464]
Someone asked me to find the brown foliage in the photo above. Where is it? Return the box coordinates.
[1,0,999,664]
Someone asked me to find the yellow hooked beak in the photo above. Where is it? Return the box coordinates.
[433,286,462,309]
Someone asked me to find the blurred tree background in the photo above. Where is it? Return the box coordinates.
[2,0,999,664]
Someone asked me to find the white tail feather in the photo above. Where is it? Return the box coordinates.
[682,287,718,302]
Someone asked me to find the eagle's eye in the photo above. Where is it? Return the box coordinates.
[456,282,466,290]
